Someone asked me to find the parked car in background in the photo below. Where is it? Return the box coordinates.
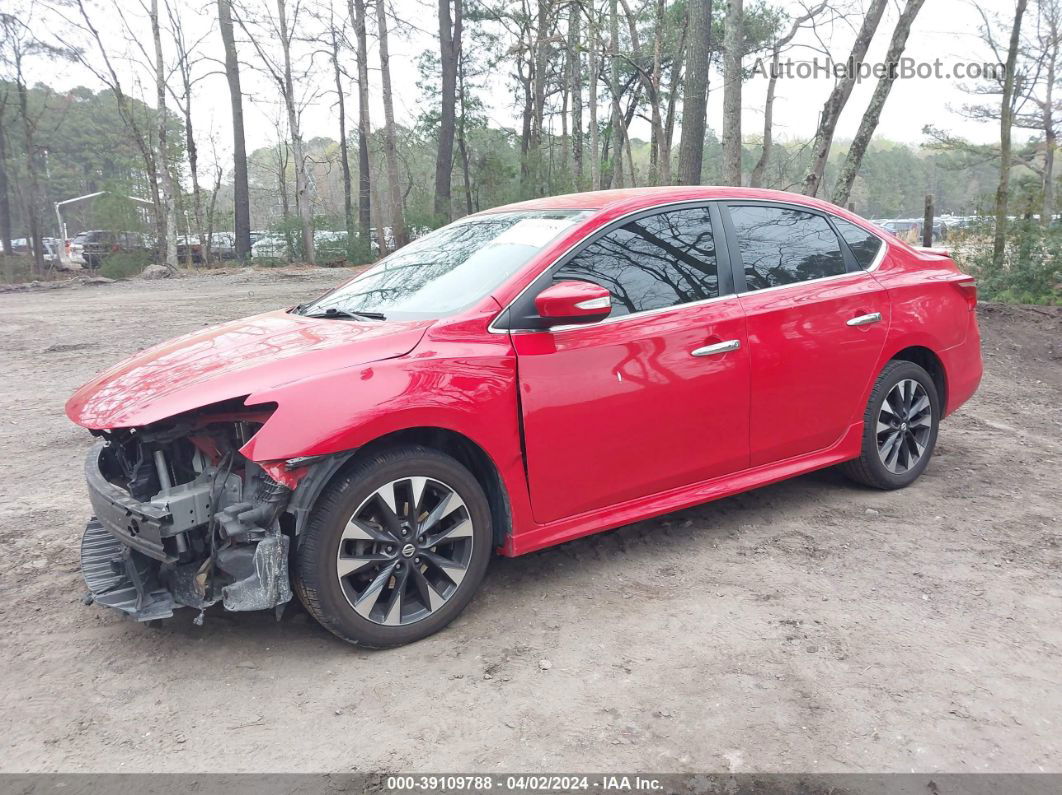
[176,233,239,264]
[67,186,982,649]
[68,230,154,269]
[9,237,60,263]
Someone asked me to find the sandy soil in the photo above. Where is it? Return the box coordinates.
[0,269,1059,774]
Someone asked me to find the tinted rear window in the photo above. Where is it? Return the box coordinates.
[729,205,846,290]
[833,218,883,269]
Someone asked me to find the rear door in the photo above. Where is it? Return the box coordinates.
[723,203,890,467]
[508,204,751,524]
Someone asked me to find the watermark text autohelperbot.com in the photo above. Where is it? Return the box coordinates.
[752,56,1006,82]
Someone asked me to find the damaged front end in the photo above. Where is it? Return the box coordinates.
[80,401,299,623]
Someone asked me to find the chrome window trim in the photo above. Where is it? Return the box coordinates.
[486,197,888,336]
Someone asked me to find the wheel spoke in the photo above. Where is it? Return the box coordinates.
[336,552,392,578]
[908,394,930,419]
[341,517,393,544]
[410,563,448,612]
[423,516,474,547]
[408,476,428,516]
[881,392,901,420]
[420,549,469,587]
[380,565,409,626]
[420,490,456,532]
[352,561,398,620]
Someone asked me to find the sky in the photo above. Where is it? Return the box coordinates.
[28,0,1019,166]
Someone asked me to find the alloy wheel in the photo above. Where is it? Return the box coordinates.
[335,477,474,626]
[876,378,933,474]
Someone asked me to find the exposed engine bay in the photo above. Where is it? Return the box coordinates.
[81,402,303,623]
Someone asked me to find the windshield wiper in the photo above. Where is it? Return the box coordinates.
[302,307,386,321]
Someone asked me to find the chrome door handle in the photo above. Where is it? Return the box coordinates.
[691,339,741,357]
[847,312,882,327]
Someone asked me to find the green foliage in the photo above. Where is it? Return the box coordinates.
[958,219,1062,305]
[99,250,153,279]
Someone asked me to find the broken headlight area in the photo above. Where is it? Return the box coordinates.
[81,402,297,624]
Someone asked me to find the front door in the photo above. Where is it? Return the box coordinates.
[510,205,751,524]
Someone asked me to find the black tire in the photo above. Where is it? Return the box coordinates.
[293,444,492,648]
[840,360,941,490]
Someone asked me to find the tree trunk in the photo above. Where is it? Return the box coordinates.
[330,26,354,255]
[531,0,550,193]
[748,49,780,188]
[589,5,601,190]
[1042,19,1058,226]
[150,0,178,269]
[275,0,316,264]
[609,0,625,188]
[662,11,687,182]
[0,103,13,255]
[677,0,711,185]
[456,51,473,215]
[993,0,1029,269]
[651,0,665,183]
[15,80,44,274]
[434,0,461,222]
[801,0,888,196]
[376,0,409,248]
[217,0,251,261]
[832,0,926,206]
[569,3,584,187]
[350,0,372,249]
[721,0,743,186]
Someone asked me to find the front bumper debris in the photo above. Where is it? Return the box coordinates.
[81,518,175,621]
[80,438,294,624]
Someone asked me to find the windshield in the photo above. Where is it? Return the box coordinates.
[296,210,590,320]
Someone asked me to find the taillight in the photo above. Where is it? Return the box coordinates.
[957,278,978,309]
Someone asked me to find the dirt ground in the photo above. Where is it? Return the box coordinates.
[0,269,1059,774]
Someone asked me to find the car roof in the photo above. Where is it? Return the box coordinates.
[485,185,860,219]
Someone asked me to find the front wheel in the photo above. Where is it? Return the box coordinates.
[841,360,940,490]
[293,445,492,648]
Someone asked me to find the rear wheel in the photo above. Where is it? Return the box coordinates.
[293,445,492,648]
[841,360,940,490]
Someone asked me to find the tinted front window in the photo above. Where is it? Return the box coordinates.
[833,218,883,269]
[729,205,846,290]
[555,207,719,317]
[300,210,590,319]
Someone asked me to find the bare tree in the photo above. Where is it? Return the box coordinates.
[349,0,372,248]
[832,0,927,205]
[375,0,408,248]
[318,8,353,251]
[720,0,744,185]
[677,0,711,185]
[0,9,67,271]
[434,0,462,222]
[608,0,626,187]
[749,1,828,188]
[0,88,12,255]
[69,0,175,269]
[148,0,178,268]
[1015,0,1062,225]
[235,0,317,264]
[801,0,888,196]
[588,0,601,189]
[164,0,211,263]
[994,0,1031,267]
[568,0,584,187]
[218,0,252,261]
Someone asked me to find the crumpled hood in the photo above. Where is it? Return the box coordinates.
[66,310,432,430]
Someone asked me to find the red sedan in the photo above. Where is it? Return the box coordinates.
[67,187,983,648]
